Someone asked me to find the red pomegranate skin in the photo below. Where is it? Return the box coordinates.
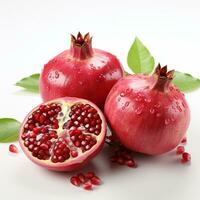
[104,65,190,155]
[40,33,124,109]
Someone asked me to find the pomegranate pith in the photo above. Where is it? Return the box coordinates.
[19,97,106,171]
[105,64,190,155]
[40,32,124,109]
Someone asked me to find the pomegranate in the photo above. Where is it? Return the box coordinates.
[40,32,124,109]
[105,64,190,155]
[19,97,106,171]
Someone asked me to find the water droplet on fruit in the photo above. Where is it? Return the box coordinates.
[90,63,95,70]
[144,97,151,103]
[120,92,125,97]
[174,95,179,100]
[118,97,121,102]
[182,101,186,108]
[135,96,142,102]
[149,108,155,114]
[135,105,144,115]
[177,106,182,112]
[171,116,175,122]
[125,102,130,107]
[126,88,132,95]
[122,106,125,110]
[164,118,170,125]
[156,112,161,117]
[154,102,161,108]
[55,71,59,79]
[79,81,83,85]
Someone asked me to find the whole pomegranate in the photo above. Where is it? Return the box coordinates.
[40,32,124,109]
[19,97,106,171]
[104,64,190,155]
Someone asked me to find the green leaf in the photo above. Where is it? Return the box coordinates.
[173,71,200,92]
[127,37,155,74]
[0,118,21,143]
[16,73,40,93]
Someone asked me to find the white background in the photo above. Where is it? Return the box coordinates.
[0,0,200,200]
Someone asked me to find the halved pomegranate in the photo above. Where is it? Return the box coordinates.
[19,97,106,171]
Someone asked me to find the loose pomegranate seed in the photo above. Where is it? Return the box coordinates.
[77,173,86,183]
[70,176,81,186]
[90,176,101,185]
[85,171,95,179]
[82,181,93,191]
[181,152,191,163]
[125,159,137,168]
[176,146,185,155]
[117,157,125,165]
[9,144,18,153]
[181,137,187,144]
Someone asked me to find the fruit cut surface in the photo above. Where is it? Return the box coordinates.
[19,97,106,171]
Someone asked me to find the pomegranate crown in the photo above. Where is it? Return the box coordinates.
[153,63,175,92]
[155,63,174,80]
[71,32,92,47]
[70,32,93,59]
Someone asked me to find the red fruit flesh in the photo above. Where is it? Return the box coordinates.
[105,64,190,155]
[19,97,106,171]
[40,32,124,109]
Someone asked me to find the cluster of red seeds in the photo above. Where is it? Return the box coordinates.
[106,135,137,168]
[110,148,137,168]
[70,171,101,190]
[21,103,61,160]
[64,104,102,135]
[70,129,97,152]
[20,101,101,163]
[176,137,191,163]
[51,138,70,163]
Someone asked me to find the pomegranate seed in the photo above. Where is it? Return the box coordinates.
[70,176,81,187]
[85,171,95,179]
[125,159,137,168]
[181,152,191,163]
[117,157,125,165]
[9,144,18,153]
[82,181,93,191]
[71,150,78,157]
[77,173,86,183]
[40,143,49,150]
[90,176,101,185]
[181,137,187,144]
[176,146,185,155]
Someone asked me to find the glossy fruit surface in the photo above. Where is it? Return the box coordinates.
[105,64,190,155]
[40,32,124,109]
[19,97,106,171]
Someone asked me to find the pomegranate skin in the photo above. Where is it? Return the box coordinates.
[40,33,124,109]
[104,65,190,155]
